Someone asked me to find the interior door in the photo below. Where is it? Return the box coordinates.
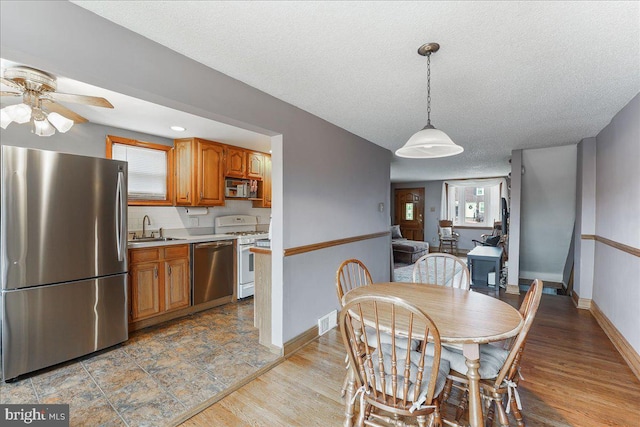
[394,188,425,241]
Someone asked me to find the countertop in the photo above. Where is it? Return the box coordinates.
[127,233,237,249]
[250,247,272,255]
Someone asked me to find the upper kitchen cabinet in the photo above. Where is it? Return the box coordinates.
[107,135,174,206]
[225,147,264,180]
[174,138,225,206]
[253,154,272,208]
[247,151,264,180]
[225,146,247,178]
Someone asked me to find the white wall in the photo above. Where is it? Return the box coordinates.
[507,150,522,289]
[128,202,270,235]
[1,1,391,346]
[592,93,640,353]
[573,137,596,300]
[520,145,577,283]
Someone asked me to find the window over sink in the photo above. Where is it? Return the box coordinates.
[106,135,174,205]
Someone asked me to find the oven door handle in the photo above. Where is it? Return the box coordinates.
[195,241,234,249]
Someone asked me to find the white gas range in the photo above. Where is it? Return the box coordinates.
[214,215,269,299]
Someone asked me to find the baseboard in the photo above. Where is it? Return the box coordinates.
[505,283,520,295]
[283,324,320,357]
[571,290,592,310]
[590,301,640,381]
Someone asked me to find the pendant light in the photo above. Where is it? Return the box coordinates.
[395,42,463,158]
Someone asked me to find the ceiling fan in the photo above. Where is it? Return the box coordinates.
[0,65,114,136]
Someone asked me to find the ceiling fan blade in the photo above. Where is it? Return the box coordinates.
[0,77,23,91]
[1,91,22,97]
[47,92,114,108]
[41,99,88,124]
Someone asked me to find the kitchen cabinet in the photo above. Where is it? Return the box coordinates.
[247,151,264,180]
[226,147,264,180]
[253,154,272,208]
[174,138,225,206]
[129,244,190,323]
[225,146,247,178]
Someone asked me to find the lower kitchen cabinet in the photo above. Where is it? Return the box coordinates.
[130,262,161,320]
[165,257,190,311]
[129,244,190,323]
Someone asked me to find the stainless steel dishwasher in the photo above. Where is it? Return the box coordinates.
[192,240,234,305]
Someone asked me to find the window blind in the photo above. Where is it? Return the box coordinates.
[112,143,167,200]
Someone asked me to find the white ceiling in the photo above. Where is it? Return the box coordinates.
[0,58,272,153]
[18,2,640,181]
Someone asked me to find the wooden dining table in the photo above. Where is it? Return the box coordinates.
[342,282,523,427]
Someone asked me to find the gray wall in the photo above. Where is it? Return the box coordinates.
[592,93,640,353]
[1,1,391,346]
[0,121,172,157]
[520,145,577,283]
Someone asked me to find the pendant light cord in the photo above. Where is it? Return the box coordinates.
[426,53,431,127]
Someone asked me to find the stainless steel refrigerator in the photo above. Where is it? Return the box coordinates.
[1,145,128,381]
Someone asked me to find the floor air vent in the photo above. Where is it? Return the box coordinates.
[318,310,337,335]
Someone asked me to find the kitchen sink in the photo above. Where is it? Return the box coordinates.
[127,237,185,247]
[131,237,182,242]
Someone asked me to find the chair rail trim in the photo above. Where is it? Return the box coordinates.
[283,231,390,257]
[582,234,639,257]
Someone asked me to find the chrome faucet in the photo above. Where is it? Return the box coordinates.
[142,215,151,238]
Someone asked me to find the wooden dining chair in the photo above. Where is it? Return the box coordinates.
[336,259,373,397]
[412,253,470,290]
[438,220,459,255]
[336,259,373,302]
[440,279,544,426]
[340,294,449,427]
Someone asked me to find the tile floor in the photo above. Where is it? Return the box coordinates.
[0,299,280,427]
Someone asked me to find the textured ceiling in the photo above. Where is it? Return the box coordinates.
[71,1,640,181]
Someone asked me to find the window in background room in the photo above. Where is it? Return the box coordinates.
[106,135,174,205]
[450,184,500,227]
[405,202,414,220]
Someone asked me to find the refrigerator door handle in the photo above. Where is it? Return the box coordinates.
[116,169,126,261]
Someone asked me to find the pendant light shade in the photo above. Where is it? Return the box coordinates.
[34,118,55,137]
[47,112,74,133]
[396,124,464,158]
[395,42,463,159]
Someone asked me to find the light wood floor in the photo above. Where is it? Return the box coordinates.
[181,293,640,426]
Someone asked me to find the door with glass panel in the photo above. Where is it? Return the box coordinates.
[394,188,425,241]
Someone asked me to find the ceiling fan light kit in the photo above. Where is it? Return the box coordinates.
[1,65,113,136]
[395,42,464,159]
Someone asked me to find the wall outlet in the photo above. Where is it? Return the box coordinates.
[189,217,199,227]
[318,310,337,335]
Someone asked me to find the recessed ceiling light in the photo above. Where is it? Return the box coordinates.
[170,125,186,132]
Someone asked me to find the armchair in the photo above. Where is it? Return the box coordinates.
[472,221,503,247]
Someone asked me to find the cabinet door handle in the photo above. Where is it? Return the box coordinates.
[168,266,172,276]
[186,191,189,199]
[154,267,158,278]
[200,191,203,199]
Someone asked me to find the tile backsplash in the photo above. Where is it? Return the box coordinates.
[128,200,270,234]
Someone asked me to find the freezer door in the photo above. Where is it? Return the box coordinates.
[1,146,128,290]
[2,273,128,381]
